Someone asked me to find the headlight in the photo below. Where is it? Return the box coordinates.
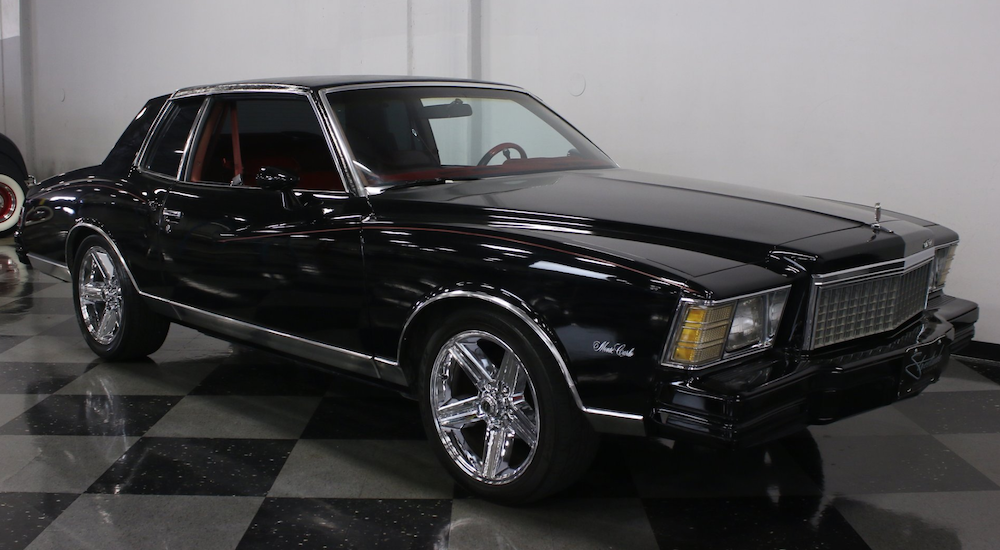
[932,243,957,291]
[663,286,790,369]
[727,296,765,352]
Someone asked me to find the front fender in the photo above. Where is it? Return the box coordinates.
[362,222,686,431]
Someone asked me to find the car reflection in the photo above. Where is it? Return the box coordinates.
[828,497,961,550]
[0,248,33,311]
[7,334,965,548]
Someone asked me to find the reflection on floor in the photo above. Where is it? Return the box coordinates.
[1,241,999,550]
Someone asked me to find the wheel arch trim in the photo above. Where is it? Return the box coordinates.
[396,286,646,436]
[65,222,142,290]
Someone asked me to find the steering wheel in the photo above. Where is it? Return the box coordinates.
[477,142,527,166]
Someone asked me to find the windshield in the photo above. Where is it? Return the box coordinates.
[326,86,615,189]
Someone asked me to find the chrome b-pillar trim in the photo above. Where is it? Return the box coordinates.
[400,289,647,436]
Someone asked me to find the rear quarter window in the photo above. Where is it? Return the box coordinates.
[142,97,203,178]
[101,95,168,175]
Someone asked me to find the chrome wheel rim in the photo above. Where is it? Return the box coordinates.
[78,247,123,345]
[430,330,540,485]
[0,181,15,221]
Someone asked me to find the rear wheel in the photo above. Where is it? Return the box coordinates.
[72,235,170,360]
[418,308,597,503]
[0,160,27,236]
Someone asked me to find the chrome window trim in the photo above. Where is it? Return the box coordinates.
[319,80,529,95]
[134,96,208,180]
[316,91,368,197]
[802,250,939,351]
[133,99,175,175]
[140,86,357,196]
[169,88,356,196]
[172,83,312,99]
[131,99,172,170]
[660,285,793,371]
[175,98,212,181]
[399,289,645,435]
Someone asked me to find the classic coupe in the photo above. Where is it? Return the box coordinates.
[14,76,978,502]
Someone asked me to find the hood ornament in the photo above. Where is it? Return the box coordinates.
[871,202,894,235]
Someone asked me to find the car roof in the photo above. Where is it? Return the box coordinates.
[172,75,520,96]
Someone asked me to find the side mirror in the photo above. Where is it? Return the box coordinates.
[254,166,300,190]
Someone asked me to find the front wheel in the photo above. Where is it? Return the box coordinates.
[0,171,26,236]
[418,309,597,503]
[72,235,170,360]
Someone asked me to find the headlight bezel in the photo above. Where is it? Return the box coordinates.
[661,285,791,370]
[931,241,958,292]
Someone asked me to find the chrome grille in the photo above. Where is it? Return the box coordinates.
[807,261,932,349]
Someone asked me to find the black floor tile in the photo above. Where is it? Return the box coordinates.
[784,434,998,494]
[630,435,820,498]
[299,392,425,440]
[0,297,73,315]
[237,498,451,550]
[559,435,639,498]
[0,362,96,394]
[0,335,29,353]
[643,496,871,550]
[643,496,868,550]
[191,358,332,396]
[0,395,180,436]
[88,437,296,497]
[964,359,1000,385]
[0,282,57,304]
[895,391,1000,434]
[40,318,85,338]
[0,493,78,550]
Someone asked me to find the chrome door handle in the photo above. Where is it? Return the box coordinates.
[162,209,183,221]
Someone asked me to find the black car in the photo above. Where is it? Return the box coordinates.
[14,76,978,502]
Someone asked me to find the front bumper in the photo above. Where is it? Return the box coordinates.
[649,296,978,448]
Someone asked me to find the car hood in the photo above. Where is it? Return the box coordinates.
[374,168,945,281]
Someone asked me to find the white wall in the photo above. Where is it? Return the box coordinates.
[26,0,418,174]
[0,0,30,159]
[17,0,1000,343]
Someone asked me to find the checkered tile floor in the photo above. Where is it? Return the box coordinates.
[2,241,1000,550]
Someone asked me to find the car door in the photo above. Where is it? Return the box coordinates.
[155,91,372,362]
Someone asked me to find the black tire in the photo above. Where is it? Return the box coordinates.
[71,235,170,360]
[418,308,598,503]
[0,157,27,237]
